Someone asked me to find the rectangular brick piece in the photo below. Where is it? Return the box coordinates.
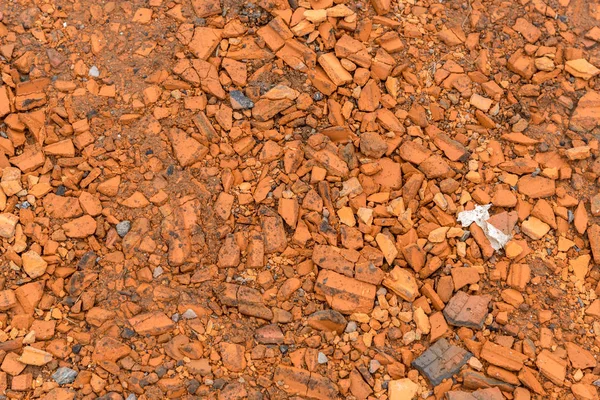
[536,349,566,385]
[315,270,376,314]
[128,312,175,336]
[273,366,338,400]
[317,53,352,86]
[312,245,354,277]
[480,341,528,372]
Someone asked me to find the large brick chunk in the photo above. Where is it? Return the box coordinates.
[315,270,376,314]
[480,341,528,372]
[273,366,338,400]
[443,291,490,329]
[412,338,471,386]
[129,312,175,336]
[312,245,354,277]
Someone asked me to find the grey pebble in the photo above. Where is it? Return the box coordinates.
[182,309,197,319]
[116,221,131,237]
[317,352,328,364]
[345,321,357,333]
[52,367,78,385]
[369,359,381,373]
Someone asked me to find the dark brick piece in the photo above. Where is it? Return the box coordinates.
[443,291,490,329]
[412,338,471,386]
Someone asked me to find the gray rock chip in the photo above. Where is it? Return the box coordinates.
[52,367,78,385]
[116,220,131,237]
[369,359,381,373]
[230,90,254,110]
[182,309,197,319]
[317,352,328,364]
[345,321,357,333]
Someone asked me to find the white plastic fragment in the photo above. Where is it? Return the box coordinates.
[457,204,511,251]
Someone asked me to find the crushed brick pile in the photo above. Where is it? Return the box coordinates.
[0,0,599,399]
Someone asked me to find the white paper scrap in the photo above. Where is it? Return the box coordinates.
[457,204,511,251]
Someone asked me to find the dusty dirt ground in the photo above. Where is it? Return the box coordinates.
[0,0,599,398]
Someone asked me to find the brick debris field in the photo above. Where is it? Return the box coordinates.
[0,0,599,399]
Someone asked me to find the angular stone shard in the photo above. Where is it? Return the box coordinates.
[0,213,19,239]
[461,370,515,393]
[589,224,600,263]
[0,290,17,311]
[191,0,222,18]
[565,59,600,80]
[188,27,222,60]
[388,378,418,400]
[260,210,287,254]
[432,132,470,162]
[565,342,597,370]
[19,347,53,366]
[571,383,599,400]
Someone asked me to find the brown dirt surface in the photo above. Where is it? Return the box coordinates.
[0,0,599,399]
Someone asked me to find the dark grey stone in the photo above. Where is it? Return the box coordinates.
[230,90,254,110]
[52,367,78,385]
[412,338,471,386]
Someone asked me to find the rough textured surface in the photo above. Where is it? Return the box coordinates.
[443,291,490,329]
[0,0,598,398]
[412,339,472,386]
